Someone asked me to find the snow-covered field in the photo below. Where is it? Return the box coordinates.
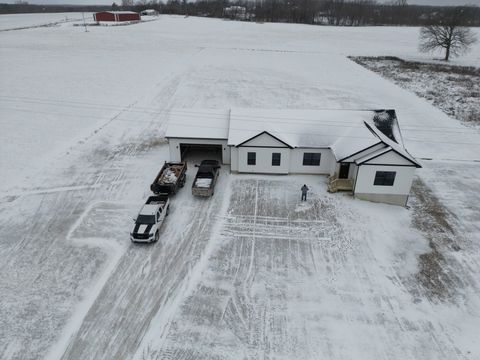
[0,14,479,360]
[0,13,87,31]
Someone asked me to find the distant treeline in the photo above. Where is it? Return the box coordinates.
[0,3,110,14]
[176,1,480,26]
[1,1,479,27]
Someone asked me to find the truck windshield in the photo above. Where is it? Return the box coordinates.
[201,160,218,166]
[136,215,156,224]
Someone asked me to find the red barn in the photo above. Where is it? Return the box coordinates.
[93,11,140,22]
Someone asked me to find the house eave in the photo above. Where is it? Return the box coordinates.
[235,130,294,149]
[336,142,383,163]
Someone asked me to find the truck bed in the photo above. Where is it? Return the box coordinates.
[151,161,187,194]
[192,173,216,196]
[145,195,169,205]
[157,163,185,184]
[191,161,220,197]
[194,178,213,188]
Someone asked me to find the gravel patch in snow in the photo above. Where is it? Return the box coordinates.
[351,56,480,127]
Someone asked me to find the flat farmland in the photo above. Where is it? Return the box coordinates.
[0,14,479,360]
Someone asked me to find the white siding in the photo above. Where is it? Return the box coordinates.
[289,148,334,174]
[168,139,182,162]
[230,147,238,171]
[237,147,290,174]
[350,163,358,181]
[232,147,337,175]
[354,165,416,196]
[363,150,415,166]
[223,143,231,164]
[167,138,230,164]
[329,157,337,176]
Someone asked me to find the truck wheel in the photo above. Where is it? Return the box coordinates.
[154,231,159,242]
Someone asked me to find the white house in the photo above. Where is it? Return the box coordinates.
[223,6,248,20]
[165,108,421,206]
[141,9,159,16]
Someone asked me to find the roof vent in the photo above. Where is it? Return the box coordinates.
[373,110,397,143]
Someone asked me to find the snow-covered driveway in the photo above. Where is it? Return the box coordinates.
[0,125,168,359]
[133,177,474,360]
[58,167,230,360]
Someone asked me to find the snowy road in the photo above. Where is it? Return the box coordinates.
[1,15,480,360]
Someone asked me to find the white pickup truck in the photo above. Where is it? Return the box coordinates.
[130,195,170,243]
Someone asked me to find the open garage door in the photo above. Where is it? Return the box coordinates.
[180,143,223,163]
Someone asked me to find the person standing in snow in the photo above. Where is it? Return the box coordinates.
[301,184,309,201]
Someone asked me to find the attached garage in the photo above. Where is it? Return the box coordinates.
[167,138,230,164]
[180,143,222,161]
[165,109,230,164]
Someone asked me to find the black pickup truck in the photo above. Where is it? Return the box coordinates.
[191,160,221,197]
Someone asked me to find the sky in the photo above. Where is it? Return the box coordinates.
[3,0,480,7]
[409,0,479,4]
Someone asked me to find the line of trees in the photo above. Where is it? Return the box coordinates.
[2,1,479,28]
[141,0,480,27]
[0,3,111,14]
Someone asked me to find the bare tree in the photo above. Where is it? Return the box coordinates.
[419,7,477,61]
[121,0,134,8]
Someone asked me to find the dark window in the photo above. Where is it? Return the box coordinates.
[303,153,321,166]
[374,171,396,186]
[272,153,281,166]
[136,215,155,224]
[247,152,256,165]
[339,163,350,179]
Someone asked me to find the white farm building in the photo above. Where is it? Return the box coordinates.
[165,108,421,206]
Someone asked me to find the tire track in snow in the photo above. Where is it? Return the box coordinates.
[58,170,230,360]
[138,179,463,359]
[244,180,258,303]
[0,74,184,360]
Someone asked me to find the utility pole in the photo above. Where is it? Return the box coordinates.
[82,12,88,32]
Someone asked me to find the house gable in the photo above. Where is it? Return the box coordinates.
[359,149,419,167]
[364,121,422,168]
[236,131,293,148]
[338,142,385,163]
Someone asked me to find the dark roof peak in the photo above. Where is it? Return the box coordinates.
[372,110,398,143]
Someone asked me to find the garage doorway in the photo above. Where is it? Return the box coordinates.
[180,143,223,164]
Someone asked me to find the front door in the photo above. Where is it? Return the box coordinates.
[339,163,350,179]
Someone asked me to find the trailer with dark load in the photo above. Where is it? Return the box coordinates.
[150,161,187,195]
[192,160,221,197]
